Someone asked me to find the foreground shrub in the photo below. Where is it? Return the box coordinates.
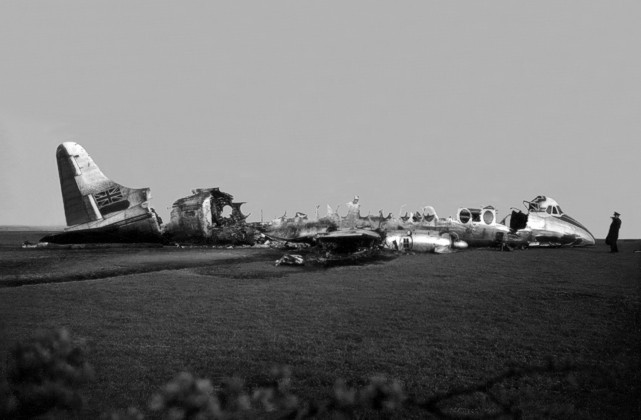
[149,372,220,419]
[3,328,94,419]
[1,329,593,419]
[148,366,304,419]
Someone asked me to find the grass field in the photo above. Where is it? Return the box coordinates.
[0,235,639,418]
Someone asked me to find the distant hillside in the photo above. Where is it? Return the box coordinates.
[0,225,64,232]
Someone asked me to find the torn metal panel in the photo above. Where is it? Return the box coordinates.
[164,187,255,244]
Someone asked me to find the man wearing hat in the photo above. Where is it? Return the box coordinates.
[605,212,622,253]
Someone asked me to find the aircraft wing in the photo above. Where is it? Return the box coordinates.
[317,229,382,241]
[316,229,382,254]
[262,232,318,244]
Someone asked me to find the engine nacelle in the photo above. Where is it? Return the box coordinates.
[384,231,467,253]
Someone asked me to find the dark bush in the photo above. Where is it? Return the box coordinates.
[4,328,94,418]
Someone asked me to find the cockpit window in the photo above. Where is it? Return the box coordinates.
[552,206,559,215]
[546,207,553,214]
[557,206,563,214]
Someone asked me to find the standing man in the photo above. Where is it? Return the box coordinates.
[605,212,622,253]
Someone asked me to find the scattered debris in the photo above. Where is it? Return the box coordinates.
[275,254,305,266]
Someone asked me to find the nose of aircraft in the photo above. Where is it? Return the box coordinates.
[578,230,596,246]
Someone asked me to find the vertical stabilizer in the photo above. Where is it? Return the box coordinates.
[41,142,163,243]
[57,142,108,225]
[54,142,158,233]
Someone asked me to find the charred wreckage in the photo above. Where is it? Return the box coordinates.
[39,143,595,263]
[41,143,258,247]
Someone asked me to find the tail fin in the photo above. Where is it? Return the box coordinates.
[56,142,152,227]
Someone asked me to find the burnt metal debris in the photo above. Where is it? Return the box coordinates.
[163,188,256,245]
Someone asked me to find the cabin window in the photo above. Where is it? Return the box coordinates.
[459,209,472,224]
[482,210,494,225]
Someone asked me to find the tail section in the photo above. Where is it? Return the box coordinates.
[42,142,162,243]
[56,142,152,227]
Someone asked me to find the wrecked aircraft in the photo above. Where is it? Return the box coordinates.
[265,196,467,257]
[331,197,473,253]
[41,142,164,244]
[379,204,527,250]
[328,196,392,229]
[505,196,595,247]
[272,227,385,266]
[387,196,595,249]
[163,188,256,245]
[324,197,468,254]
[261,213,337,244]
[42,143,255,246]
[40,144,594,254]
[316,228,383,256]
[288,228,385,265]
[262,198,387,263]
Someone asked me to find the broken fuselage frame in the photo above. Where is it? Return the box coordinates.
[163,188,256,245]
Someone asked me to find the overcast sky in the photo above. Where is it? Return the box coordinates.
[1,1,639,239]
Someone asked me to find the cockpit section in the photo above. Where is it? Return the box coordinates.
[545,205,563,216]
[524,195,563,215]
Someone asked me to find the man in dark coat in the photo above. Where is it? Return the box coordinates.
[605,212,621,253]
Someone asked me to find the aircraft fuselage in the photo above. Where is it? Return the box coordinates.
[508,196,596,247]
[518,211,595,247]
[413,206,529,249]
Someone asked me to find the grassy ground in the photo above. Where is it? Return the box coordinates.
[0,239,639,418]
